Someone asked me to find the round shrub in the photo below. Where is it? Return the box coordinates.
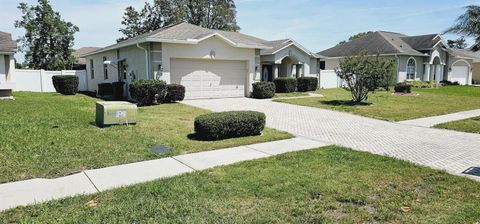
[52,75,79,95]
[98,83,113,97]
[394,82,412,93]
[129,79,167,106]
[194,111,266,140]
[297,77,318,92]
[273,77,297,93]
[252,81,275,99]
[164,84,185,103]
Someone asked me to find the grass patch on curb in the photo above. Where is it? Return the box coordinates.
[434,116,480,134]
[1,146,479,223]
[274,86,480,121]
[0,92,291,183]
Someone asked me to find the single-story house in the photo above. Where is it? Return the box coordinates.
[318,31,480,85]
[72,47,100,70]
[82,22,321,99]
[0,31,16,98]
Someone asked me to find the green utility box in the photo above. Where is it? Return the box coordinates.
[96,101,137,127]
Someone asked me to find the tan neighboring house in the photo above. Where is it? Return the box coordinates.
[72,47,100,70]
[0,31,16,98]
[319,31,480,85]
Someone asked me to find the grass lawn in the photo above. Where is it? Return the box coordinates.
[273,92,310,98]
[274,86,480,121]
[434,116,480,134]
[0,92,291,183]
[1,146,479,223]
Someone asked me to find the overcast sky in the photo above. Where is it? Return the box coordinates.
[1,0,479,62]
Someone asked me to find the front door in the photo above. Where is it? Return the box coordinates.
[262,65,273,81]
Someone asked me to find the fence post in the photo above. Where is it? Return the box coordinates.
[39,69,45,92]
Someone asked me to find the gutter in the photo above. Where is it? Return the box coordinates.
[136,42,150,79]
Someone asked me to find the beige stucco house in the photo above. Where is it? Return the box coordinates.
[0,31,16,98]
[319,31,480,85]
[82,23,321,99]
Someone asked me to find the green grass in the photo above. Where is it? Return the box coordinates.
[0,92,291,183]
[273,92,310,98]
[434,116,480,134]
[274,86,480,121]
[2,146,479,223]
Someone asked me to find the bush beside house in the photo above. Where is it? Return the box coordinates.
[129,80,167,106]
[252,82,275,99]
[194,111,266,140]
[394,82,412,93]
[273,77,297,93]
[164,84,186,103]
[52,75,79,95]
[297,77,318,92]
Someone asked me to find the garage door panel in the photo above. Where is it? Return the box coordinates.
[171,58,246,99]
[451,66,468,85]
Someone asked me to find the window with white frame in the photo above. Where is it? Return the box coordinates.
[406,58,416,80]
[103,56,108,80]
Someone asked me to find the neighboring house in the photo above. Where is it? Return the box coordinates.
[0,31,16,98]
[260,39,320,81]
[72,47,100,70]
[319,31,480,85]
[82,22,321,99]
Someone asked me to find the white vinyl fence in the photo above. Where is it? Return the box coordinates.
[14,69,87,92]
[319,70,342,89]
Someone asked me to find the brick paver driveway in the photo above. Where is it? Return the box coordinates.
[184,98,480,180]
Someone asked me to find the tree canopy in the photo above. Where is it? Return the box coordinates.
[337,31,374,45]
[15,0,79,70]
[447,37,468,49]
[118,0,239,42]
[444,5,480,50]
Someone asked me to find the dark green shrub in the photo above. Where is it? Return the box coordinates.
[252,82,275,99]
[194,111,266,140]
[394,82,412,93]
[164,84,185,103]
[112,82,125,100]
[273,77,297,93]
[52,75,79,95]
[297,77,318,92]
[440,80,460,86]
[98,83,113,97]
[129,79,167,106]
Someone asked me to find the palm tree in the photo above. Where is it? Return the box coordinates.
[445,5,480,51]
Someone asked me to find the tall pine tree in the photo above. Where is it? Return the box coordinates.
[15,0,79,70]
[118,0,239,42]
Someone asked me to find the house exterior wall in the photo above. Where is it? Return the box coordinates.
[0,54,5,82]
[161,36,256,95]
[397,55,425,82]
[323,58,340,70]
[473,63,480,84]
[272,45,311,76]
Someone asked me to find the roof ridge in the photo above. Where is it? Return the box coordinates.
[377,32,403,53]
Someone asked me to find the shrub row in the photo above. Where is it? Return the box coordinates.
[252,82,275,99]
[440,80,460,86]
[52,75,79,95]
[129,80,167,106]
[406,80,436,88]
[273,77,297,93]
[194,111,266,140]
[394,82,412,93]
[164,84,186,103]
[297,77,318,92]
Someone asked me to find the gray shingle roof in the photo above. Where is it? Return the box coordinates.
[261,39,320,58]
[318,31,439,58]
[449,48,480,59]
[0,31,17,53]
[73,47,101,64]
[83,23,269,56]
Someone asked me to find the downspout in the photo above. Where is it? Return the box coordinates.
[136,42,150,79]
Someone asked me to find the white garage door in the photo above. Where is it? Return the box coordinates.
[170,58,246,99]
[451,65,469,85]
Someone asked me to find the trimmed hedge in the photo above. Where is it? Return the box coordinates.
[52,75,79,95]
[252,82,275,99]
[394,82,412,93]
[440,80,460,86]
[98,83,113,97]
[165,84,185,103]
[194,111,266,140]
[297,77,318,92]
[129,79,167,106]
[273,77,297,93]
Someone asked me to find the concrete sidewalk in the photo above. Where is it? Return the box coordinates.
[397,109,480,127]
[0,137,328,212]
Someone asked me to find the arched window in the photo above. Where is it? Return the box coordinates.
[406,58,416,80]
